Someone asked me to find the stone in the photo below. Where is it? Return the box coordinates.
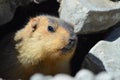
[0,0,46,25]
[81,53,105,74]
[86,26,120,73]
[0,2,15,26]
[109,71,120,80]
[75,69,94,80]
[51,74,73,80]
[58,0,120,34]
[95,72,113,80]
[30,73,47,80]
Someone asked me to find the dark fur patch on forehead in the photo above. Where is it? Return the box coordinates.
[58,20,74,32]
[46,15,74,33]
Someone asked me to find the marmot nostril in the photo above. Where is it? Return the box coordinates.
[68,38,76,48]
[61,38,76,52]
[63,33,77,51]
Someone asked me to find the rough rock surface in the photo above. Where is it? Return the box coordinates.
[81,53,106,74]
[58,0,120,34]
[83,25,120,73]
[0,0,46,25]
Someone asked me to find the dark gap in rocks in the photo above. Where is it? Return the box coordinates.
[71,32,106,76]
[0,0,59,39]
[71,22,120,76]
[104,22,120,41]
[70,30,114,76]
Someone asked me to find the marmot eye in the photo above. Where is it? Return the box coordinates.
[48,26,55,32]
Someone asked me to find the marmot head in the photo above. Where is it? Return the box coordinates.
[15,15,77,65]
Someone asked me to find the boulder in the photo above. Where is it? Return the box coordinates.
[81,53,105,74]
[95,72,113,80]
[58,0,120,34]
[83,25,120,73]
[0,0,46,25]
[75,69,94,80]
[0,2,15,26]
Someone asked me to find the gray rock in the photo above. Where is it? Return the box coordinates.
[86,26,120,73]
[0,78,3,80]
[0,0,46,25]
[0,2,15,26]
[75,69,94,80]
[58,0,120,34]
[81,53,105,74]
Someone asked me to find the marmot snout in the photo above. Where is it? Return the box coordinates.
[0,15,77,79]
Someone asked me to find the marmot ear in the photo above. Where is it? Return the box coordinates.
[30,17,40,28]
[14,17,40,41]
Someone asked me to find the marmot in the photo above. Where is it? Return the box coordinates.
[0,15,77,80]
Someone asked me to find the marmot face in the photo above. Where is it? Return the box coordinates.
[15,15,77,65]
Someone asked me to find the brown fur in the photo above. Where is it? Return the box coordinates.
[0,15,77,80]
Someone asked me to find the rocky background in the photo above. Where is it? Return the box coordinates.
[0,0,120,80]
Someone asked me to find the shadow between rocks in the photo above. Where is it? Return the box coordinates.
[81,53,106,74]
[70,31,107,76]
[105,22,120,42]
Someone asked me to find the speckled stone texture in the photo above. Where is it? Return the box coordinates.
[58,0,120,34]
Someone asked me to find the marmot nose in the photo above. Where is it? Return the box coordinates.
[67,35,77,49]
[69,33,77,43]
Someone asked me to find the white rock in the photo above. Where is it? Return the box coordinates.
[109,71,120,80]
[29,70,120,80]
[50,74,73,80]
[30,73,47,80]
[88,26,120,73]
[58,0,120,34]
[95,72,113,80]
[75,69,94,80]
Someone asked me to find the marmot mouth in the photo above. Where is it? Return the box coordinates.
[61,39,76,52]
